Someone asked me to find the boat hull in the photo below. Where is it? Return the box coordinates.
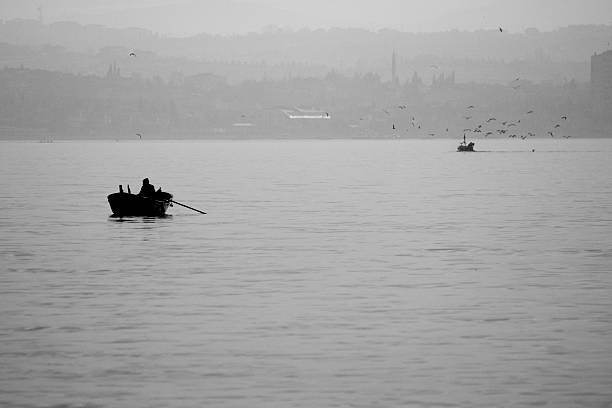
[108,192,171,217]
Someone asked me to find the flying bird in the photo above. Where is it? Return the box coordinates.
[136,133,142,139]
[527,110,533,114]
[129,52,136,57]
[467,105,475,109]
[499,27,503,32]
[554,124,560,128]
[548,131,554,137]
[561,115,567,120]
[392,124,395,130]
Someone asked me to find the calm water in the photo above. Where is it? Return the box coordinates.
[1,139,612,408]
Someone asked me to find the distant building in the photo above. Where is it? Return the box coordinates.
[391,50,399,86]
[591,50,612,114]
[106,62,121,79]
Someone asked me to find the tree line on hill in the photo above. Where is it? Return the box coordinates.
[0,65,608,140]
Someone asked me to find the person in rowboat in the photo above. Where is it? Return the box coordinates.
[138,178,156,197]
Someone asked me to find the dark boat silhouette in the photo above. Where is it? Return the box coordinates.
[457,134,475,152]
[108,185,173,217]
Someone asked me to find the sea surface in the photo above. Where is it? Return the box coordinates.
[1,139,612,408]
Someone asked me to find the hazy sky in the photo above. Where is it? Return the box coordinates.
[1,0,611,36]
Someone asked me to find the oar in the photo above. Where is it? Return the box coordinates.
[171,200,207,214]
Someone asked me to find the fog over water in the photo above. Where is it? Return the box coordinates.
[1,0,612,406]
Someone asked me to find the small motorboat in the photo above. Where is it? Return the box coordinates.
[457,134,475,152]
[108,185,173,217]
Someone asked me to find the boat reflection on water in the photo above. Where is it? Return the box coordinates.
[108,214,172,222]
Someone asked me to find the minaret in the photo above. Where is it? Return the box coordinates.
[391,50,398,86]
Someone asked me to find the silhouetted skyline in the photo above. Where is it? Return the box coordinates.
[1,0,611,36]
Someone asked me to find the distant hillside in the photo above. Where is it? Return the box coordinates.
[0,20,610,83]
[1,66,609,140]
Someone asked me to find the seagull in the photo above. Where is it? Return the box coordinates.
[554,124,560,128]
[129,52,136,57]
[527,110,533,114]
[392,124,396,130]
[561,115,567,120]
[467,105,475,109]
[487,117,496,122]
[548,131,554,137]
[499,27,503,32]
[136,133,142,139]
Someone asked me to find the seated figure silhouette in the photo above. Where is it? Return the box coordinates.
[138,178,156,197]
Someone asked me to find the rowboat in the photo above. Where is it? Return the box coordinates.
[108,187,173,217]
